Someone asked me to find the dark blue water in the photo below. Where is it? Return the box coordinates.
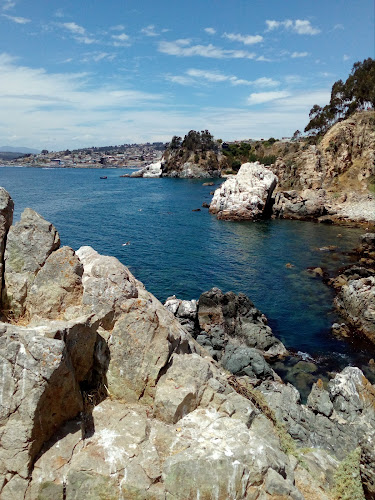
[1,166,373,391]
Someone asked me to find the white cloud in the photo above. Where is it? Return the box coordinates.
[1,0,15,11]
[0,52,332,149]
[291,51,308,58]
[62,22,86,35]
[333,23,344,30]
[204,27,216,35]
[110,24,125,31]
[141,24,158,36]
[343,54,350,61]
[247,91,290,105]
[81,52,116,63]
[265,19,320,35]
[112,33,129,41]
[2,13,30,23]
[251,77,279,87]
[54,9,64,18]
[158,39,256,59]
[223,32,263,45]
[167,69,279,88]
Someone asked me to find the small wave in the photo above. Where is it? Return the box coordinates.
[296,351,315,362]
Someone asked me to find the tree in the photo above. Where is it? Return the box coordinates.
[41,149,49,154]
[169,136,182,150]
[292,130,301,141]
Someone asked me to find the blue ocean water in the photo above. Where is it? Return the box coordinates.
[1,166,373,389]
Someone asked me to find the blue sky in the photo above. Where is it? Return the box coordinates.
[0,0,374,150]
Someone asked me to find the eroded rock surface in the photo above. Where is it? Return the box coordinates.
[209,162,277,220]
[0,188,373,499]
[0,188,14,301]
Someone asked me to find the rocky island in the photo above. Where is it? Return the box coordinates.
[1,186,375,499]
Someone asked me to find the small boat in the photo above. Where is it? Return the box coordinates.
[100,176,107,179]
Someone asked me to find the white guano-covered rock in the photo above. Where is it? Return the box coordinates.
[209,162,277,220]
[130,160,163,178]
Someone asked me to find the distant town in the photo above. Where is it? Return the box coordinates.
[0,142,167,168]
[0,136,295,169]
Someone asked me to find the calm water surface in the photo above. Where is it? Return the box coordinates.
[1,166,373,392]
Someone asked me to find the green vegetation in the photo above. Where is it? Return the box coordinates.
[168,130,217,153]
[332,448,365,500]
[305,58,375,141]
[222,141,278,171]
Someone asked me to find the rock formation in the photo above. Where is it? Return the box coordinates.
[130,160,163,178]
[209,162,277,220]
[0,188,374,499]
[271,111,375,223]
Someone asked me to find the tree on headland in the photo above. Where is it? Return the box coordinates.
[304,58,375,140]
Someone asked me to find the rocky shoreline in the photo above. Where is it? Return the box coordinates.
[0,186,375,498]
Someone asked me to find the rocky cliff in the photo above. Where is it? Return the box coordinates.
[0,188,375,499]
[271,111,375,223]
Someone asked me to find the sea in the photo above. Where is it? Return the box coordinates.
[1,165,373,397]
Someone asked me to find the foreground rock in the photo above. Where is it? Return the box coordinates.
[335,276,375,343]
[0,189,373,499]
[209,162,277,220]
[0,188,14,301]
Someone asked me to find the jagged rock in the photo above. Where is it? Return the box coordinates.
[25,246,83,321]
[164,296,198,335]
[273,189,328,220]
[2,208,60,318]
[197,288,287,359]
[107,292,195,404]
[209,162,277,220]
[221,344,275,380]
[153,353,213,423]
[130,160,163,178]
[76,245,138,326]
[307,380,333,417]
[335,276,375,343]
[0,188,14,301]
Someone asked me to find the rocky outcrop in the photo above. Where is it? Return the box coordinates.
[0,187,374,499]
[2,208,60,319]
[166,288,288,366]
[161,149,222,178]
[0,188,14,301]
[273,189,333,221]
[130,160,163,178]
[271,111,375,223]
[209,162,278,220]
[335,276,375,342]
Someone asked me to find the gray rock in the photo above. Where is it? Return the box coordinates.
[25,246,83,321]
[307,380,333,417]
[107,291,195,404]
[76,245,138,327]
[222,343,275,380]
[198,288,287,358]
[273,189,328,220]
[335,276,375,343]
[2,208,60,318]
[0,188,14,303]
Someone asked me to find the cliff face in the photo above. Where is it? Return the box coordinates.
[271,111,375,222]
[161,148,222,178]
[1,189,375,499]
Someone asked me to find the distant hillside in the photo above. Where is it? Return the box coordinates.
[0,146,40,154]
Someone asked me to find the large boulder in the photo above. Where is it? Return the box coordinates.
[0,188,14,302]
[197,288,287,359]
[2,208,60,319]
[335,276,375,343]
[0,315,99,498]
[273,189,330,220]
[75,245,139,326]
[209,162,277,220]
[25,246,83,321]
[130,160,163,178]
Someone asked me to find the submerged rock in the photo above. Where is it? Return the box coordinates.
[209,162,277,220]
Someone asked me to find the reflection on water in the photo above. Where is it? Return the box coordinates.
[1,166,372,396]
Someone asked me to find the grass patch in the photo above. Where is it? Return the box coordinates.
[332,448,365,500]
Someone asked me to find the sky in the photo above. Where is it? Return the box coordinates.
[0,0,374,151]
